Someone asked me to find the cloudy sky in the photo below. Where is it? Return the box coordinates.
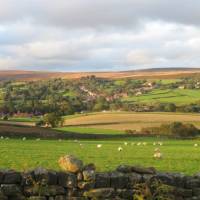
[0,0,200,71]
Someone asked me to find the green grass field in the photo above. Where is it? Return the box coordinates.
[154,79,181,85]
[55,126,124,135]
[123,89,200,105]
[1,138,200,174]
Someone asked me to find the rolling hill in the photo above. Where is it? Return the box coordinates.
[1,68,200,81]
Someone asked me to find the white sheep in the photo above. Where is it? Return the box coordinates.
[5,137,9,140]
[118,146,123,151]
[36,138,40,141]
[158,142,163,146]
[0,136,4,140]
[153,148,162,159]
[154,148,159,151]
[22,137,26,141]
[124,142,128,146]
[194,143,198,147]
[137,142,141,146]
[154,152,162,159]
[143,142,147,146]
[153,142,156,146]
[97,144,102,148]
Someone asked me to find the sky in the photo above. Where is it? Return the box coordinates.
[0,0,200,72]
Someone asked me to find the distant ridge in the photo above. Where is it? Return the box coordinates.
[1,67,200,81]
[134,67,200,72]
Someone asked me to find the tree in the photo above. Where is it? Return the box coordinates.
[43,113,63,128]
[93,97,109,111]
[164,103,176,112]
[2,115,8,121]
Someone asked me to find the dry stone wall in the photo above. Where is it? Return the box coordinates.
[0,160,200,199]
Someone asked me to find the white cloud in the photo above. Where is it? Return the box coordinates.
[0,0,200,71]
[126,50,157,65]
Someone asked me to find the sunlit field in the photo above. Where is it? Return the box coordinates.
[62,112,200,131]
[123,89,200,105]
[1,138,200,174]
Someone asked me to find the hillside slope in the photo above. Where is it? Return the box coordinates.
[1,68,200,81]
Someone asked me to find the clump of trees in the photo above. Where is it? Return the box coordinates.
[1,115,8,121]
[36,113,63,128]
[142,122,200,138]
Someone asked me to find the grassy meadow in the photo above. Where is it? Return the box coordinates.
[1,138,200,174]
[123,89,200,105]
[55,126,124,135]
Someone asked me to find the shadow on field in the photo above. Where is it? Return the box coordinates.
[66,122,122,126]
[0,124,132,140]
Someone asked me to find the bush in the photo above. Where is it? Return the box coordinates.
[142,122,200,138]
[125,129,137,134]
[35,120,45,127]
[164,103,176,112]
[2,115,8,121]
[169,122,199,137]
[43,113,63,128]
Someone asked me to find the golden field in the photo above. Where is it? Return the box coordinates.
[64,112,200,131]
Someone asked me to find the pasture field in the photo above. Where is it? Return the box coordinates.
[123,89,200,105]
[0,117,39,127]
[6,117,40,123]
[55,126,124,135]
[63,112,200,132]
[1,138,200,174]
[3,112,200,134]
[154,79,181,85]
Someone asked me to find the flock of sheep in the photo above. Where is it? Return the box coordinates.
[0,137,200,160]
[89,141,199,160]
[74,140,165,159]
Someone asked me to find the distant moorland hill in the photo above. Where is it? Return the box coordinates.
[1,68,200,81]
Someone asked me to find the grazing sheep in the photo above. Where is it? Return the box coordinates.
[36,138,40,141]
[194,143,198,147]
[153,148,162,159]
[158,142,163,146]
[5,137,9,140]
[22,137,26,141]
[118,146,123,151]
[154,147,159,151]
[97,144,102,148]
[124,142,128,146]
[153,142,156,146]
[0,136,4,139]
[137,142,141,146]
[154,152,162,159]
[58,139,62,142]
[143,142,147,146]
